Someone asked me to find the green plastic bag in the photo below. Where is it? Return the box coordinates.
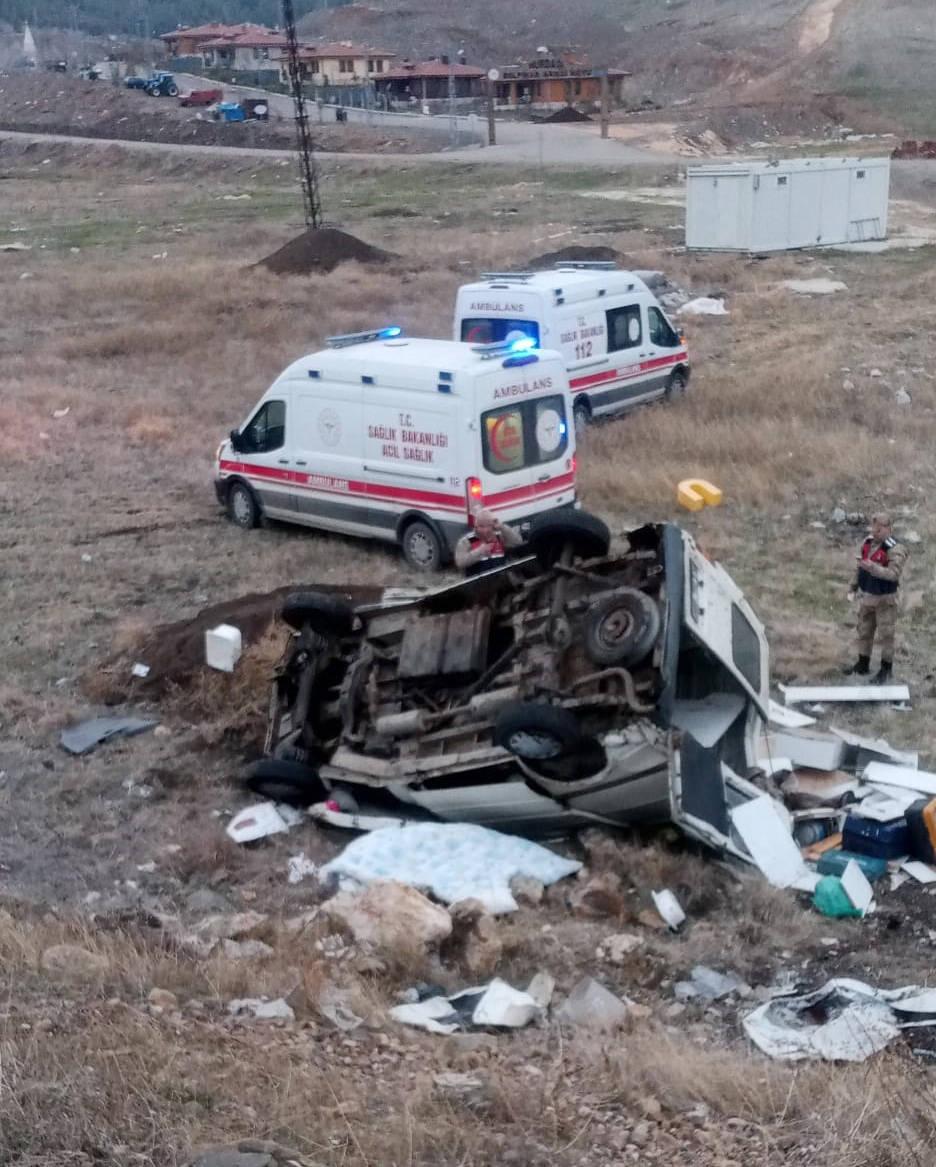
[812,875,862,918]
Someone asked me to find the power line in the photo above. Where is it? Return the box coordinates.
[282,0,322,229]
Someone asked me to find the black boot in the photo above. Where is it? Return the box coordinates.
[872,660,893,685]
[843,655,871,676]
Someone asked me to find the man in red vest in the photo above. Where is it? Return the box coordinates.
[454,507,523,577]
[844,513,908,684]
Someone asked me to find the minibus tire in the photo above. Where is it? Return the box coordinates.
[245,758,326,807]
[494,702,584,761]
[524,737,608,782]
[227,480,261,529]
[528,510,611,567]
[281,591,355,635]
[400,519,443,572]
[584,587,661,667]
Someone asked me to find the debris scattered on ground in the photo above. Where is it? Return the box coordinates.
[768,698,816,728]
[52,406,70,418]
[318,985,365,1032]
[391,976,544,1034]
[320,822,581,914]
[651,888,686,930]
[676,296,728,316]
[596,932,644,963]
[0,240,31,251]
[675,965,750,1002]
[226,802,303,844]
[286,852,318,884]
[527,243,626,269]
[60,714,158,755]
[780,683,911,705]
[205,623,243,673]
[730,796,818,890]
[228,997,295,1022]
[130,661,150,678]
[783,278,847,295]
[257,227,394,276]
[864,761,936,796]
[743,979,935,1062]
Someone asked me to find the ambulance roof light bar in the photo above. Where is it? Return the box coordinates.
[479,271,535,282]
[553,260,617,271]
[472,336,538,360]
[326,326,402,349]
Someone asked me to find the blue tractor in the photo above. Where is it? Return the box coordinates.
[145,71,179,97]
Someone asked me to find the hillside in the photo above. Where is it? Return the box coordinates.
[298,0,936,134]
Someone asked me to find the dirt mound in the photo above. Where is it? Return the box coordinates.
[527,244,626,270]
[537,106,593,124]
[86,583,384,702]
[258,227,394,275]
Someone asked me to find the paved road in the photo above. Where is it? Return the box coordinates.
[0,123,674,168]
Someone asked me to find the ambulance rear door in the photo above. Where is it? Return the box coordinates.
[474,352,575,523]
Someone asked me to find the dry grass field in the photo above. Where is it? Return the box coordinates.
[3,136,936,1165]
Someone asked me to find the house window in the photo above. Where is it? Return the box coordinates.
[857,169,866,179]
[339,58,353,73]
[777,176,788,186]
[375,58,384,73]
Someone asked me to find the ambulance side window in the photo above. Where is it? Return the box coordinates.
[482,405,525,474]
[606,304,642,352]
[243,399,285,453]
[648,307,679,349]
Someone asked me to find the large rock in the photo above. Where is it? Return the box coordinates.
[446,898,502,977]
[556,976,631,1031]
[569,872,627,919]
[40,944,110,981]
[324,880,451,956]
[194,911,268,941]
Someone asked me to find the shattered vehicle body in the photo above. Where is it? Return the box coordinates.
[256,511,772,859]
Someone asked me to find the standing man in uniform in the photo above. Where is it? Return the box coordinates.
[844,513,908,684]
[454,508,523,577]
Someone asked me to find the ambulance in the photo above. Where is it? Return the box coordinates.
[214,328,577,571]
[454,263,690,433]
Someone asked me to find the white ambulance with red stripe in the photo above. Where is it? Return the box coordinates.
[454,263,690,434]
[214,328,577,571]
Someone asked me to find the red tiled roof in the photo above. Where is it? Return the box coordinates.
[201,29,289,49]
[160,22,261,42]
[382,61,484,80]
[296,42,396,59]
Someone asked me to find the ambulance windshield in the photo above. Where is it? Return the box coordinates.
[461,318,540,346]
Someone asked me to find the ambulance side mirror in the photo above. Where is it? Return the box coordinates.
[230,427,247,453]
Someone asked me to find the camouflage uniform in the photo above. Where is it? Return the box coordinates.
[853,535,908,660]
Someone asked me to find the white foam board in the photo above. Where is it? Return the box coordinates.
[781,684,910,705]
[730,796,813,889]
[863,762,936,797]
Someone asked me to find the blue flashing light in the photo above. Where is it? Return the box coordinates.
[362,375,375,384]
[379,326,402,339]
[502,353,539,369]
[558,421,567,436]
[437,382,451,394]
[439,371,453,382]
[508,336,536,354]
[308,369,320,378]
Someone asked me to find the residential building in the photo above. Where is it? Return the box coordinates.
[493,49,629,109]
[375,60,485,103]
[278,42,395,87]
[199,27,288,74]
[159,22,248,59]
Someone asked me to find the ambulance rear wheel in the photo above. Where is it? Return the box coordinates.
[665,369,688,400]
[227,481,260,530]
[401,520,443,572]
[573,399,591,436]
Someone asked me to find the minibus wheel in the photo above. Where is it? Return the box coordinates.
[401,519,443,572]
[227,481,260,529]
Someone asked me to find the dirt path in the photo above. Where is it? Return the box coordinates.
[798,0,850,54]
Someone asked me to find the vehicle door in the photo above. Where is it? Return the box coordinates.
[234,391,295,520]
[477,373,573,520]
[593,301,651,413]
[555,306,611,399]
[289,381,365,534]
[644,303,685,398]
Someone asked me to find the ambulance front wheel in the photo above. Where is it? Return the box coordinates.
[400,519,443,572]
[227,481,261,529]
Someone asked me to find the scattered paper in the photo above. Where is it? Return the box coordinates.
[677,296,728,316]
[131,662,150,679]
[287,853,318,884]
[782,278,847,295]
[390,978,542,1034]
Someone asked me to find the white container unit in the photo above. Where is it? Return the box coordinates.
[686,157,890,252]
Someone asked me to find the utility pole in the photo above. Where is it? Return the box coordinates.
[485,69,498,146]
[282,0,322,229]
[599,69,610,140]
